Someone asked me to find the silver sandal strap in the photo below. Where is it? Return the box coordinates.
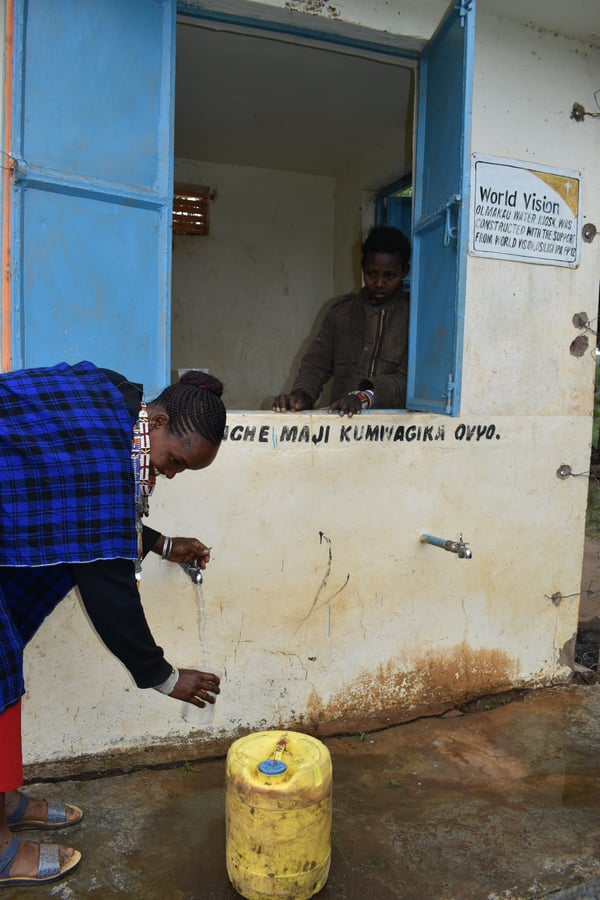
[45,799,67,825]
[37,843,61,879]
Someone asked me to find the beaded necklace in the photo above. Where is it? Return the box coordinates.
[131,401,156,578]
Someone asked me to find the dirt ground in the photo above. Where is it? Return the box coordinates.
[2,487,598,897]
[577,531,600,675]
[2,684,599,900]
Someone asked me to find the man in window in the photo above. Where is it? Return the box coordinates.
[272,226,410,417]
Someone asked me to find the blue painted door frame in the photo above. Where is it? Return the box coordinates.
[9,0,176,397]
[408,1,475,415]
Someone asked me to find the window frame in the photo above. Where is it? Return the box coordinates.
[175,0,475,417]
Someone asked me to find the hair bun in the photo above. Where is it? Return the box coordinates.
[179,369,224,398]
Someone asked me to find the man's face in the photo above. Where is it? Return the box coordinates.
[362,251,407,304]
[149,414,219,479]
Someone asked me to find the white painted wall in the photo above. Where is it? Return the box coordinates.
[463,14,600,418]
[23,412,589,762]
[171,159,335,408]
[17,2,600,765]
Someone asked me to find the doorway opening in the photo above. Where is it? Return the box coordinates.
[171,18,415,409]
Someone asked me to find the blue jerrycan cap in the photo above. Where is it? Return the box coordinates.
[258,759,287,776]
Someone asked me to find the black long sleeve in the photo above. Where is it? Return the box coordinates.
[142,526,161,556]
[70,525,171,689]
[73,369,171,688]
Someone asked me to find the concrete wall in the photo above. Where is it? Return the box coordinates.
[463,15,600,418]
[18,1,600,766]
[24,411,589,764]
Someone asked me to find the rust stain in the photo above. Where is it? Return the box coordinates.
[305,644,520,731]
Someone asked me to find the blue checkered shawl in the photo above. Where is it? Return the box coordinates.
[0,361,138,713]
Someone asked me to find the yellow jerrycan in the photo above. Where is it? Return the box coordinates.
[225,730,332,899]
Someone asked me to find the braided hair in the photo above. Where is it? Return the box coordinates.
[151,371,226,445]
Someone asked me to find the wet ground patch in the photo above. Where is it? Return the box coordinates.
[574,623,600,680]
[457,688,527,713]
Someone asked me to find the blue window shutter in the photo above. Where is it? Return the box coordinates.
[407,0,475,415]
[10,0,176,397]
[385,195,413,242]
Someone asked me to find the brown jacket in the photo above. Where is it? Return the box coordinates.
[291,287,409,408]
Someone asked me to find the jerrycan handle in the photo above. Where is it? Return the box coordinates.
[258,735,288,776]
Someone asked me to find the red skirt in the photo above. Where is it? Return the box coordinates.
[0,700,23,791]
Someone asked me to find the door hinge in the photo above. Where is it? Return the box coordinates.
[9,156,27,181]
[455,0,474,24]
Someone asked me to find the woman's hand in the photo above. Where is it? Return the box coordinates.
[158,536,212,567]
[169,668,221,707]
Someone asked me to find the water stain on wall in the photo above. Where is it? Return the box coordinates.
[305,644,521,733]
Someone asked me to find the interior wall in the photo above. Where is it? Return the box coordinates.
[171,158,335,409]
[332,109,414,295]
[172,20,413,409]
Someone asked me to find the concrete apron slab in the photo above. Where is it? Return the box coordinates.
[4,684,600,899]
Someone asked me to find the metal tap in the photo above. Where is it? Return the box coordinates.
[420,533,472,559]
[180,560,203,584]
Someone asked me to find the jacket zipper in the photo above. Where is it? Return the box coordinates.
[368,308,385,378]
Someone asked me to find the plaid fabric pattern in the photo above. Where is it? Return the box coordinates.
[0,361,137,565]
[0,361,138,712]
[0,569,72,713]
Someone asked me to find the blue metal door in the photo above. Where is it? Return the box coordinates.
[407,0,475,415]
[10,0,175,397]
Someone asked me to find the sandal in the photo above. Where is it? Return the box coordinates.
[6,791,83,831]
[0,835,81,886]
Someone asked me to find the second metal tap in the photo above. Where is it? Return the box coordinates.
[420,533,472,559]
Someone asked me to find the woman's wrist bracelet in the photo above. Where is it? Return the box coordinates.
[161,536,173,560]
[348,389,374,409]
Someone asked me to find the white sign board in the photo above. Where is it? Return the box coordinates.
[469,155,581,267]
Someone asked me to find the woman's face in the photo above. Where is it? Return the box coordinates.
[149,413,219,479]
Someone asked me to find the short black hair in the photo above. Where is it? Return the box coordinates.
[361,226,411,266]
